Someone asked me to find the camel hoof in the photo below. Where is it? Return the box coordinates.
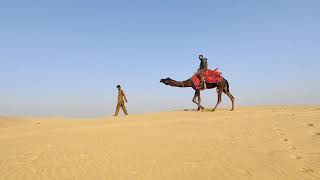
[212,109,216,112]
[197,107,201,111]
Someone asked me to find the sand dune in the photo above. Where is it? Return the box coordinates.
[1,106,320,180]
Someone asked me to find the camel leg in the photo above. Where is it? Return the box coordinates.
[192,90,201,111]
[197,91,204,111]
[212,88,223,111]
[223,90,235,111]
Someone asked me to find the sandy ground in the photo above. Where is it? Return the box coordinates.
[0,106,320,180]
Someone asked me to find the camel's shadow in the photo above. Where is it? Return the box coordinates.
[183,108,233,112]
[183,108,213,112]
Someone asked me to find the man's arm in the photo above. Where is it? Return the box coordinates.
[122,90,128,102]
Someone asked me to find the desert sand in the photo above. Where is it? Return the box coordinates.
[0,106,320,180]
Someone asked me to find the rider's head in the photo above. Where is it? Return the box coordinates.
[199,54,203,60]
[116,85,121,90]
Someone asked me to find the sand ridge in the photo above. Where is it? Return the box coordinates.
[0,106,320,180]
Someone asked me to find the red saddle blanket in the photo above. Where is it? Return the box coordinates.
[191,68,223,89]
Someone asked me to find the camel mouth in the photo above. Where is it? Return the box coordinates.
[160,78,173,85]
[160,78,167,83]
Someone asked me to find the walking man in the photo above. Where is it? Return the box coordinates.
[113,85,128,116]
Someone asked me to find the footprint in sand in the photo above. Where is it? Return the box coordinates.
[307,123,315,127]
[274,128,291,143]
[237,169,252,177]
[278,132,285,136]
[290,154,301,160]
[288,146,296,150]
[300,167,314,173]
[311,131,320,136]
[273,128,285,136]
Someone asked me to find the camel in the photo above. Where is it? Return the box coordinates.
[160,77,235,111]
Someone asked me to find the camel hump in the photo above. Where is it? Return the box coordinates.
[192,69,223,90]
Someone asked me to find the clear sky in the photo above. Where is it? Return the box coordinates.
[1,0,319,117]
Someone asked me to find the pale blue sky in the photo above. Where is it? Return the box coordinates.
[1,0,319,117]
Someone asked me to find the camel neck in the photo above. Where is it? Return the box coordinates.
[168,79,192,88]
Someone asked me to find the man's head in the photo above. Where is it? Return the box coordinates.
[116,85,121,90]
[199,54,203,59]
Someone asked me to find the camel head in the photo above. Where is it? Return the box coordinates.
[160,78,172,85]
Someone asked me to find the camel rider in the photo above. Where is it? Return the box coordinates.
[197,54,208,90]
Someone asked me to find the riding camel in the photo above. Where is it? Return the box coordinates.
[160,73,235,111]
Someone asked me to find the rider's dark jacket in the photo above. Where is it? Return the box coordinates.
[199,57,208,70]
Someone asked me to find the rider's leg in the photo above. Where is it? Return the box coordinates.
[200,69,206,90]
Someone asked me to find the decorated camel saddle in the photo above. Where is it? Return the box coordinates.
[191,68,223,90]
